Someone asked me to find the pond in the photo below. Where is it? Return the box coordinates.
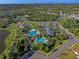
[0,29,9,54]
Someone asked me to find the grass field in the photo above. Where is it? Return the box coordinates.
[60,44,79,59]
[60,49,75,59]
[72,44,79,49]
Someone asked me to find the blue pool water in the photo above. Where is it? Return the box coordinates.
[28,30,38,38]
[34,37,46,43]
[28,29,47,43]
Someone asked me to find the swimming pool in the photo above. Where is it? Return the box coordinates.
[28,29,47,43]
[34,37,47,43]
[28,29,40,38]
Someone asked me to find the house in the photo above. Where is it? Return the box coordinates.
[20,24,25,28]
[25,15,29,17]
[67,14,79,20]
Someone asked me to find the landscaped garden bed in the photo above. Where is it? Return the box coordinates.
[20,21,68,53]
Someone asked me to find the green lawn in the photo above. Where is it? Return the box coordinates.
[72,44,79,49]
[60,44,79,59]
[60,49,75,59]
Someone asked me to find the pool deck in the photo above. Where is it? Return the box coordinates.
[28,29,47,43]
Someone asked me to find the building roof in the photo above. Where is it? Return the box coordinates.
[44,27,54,36]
